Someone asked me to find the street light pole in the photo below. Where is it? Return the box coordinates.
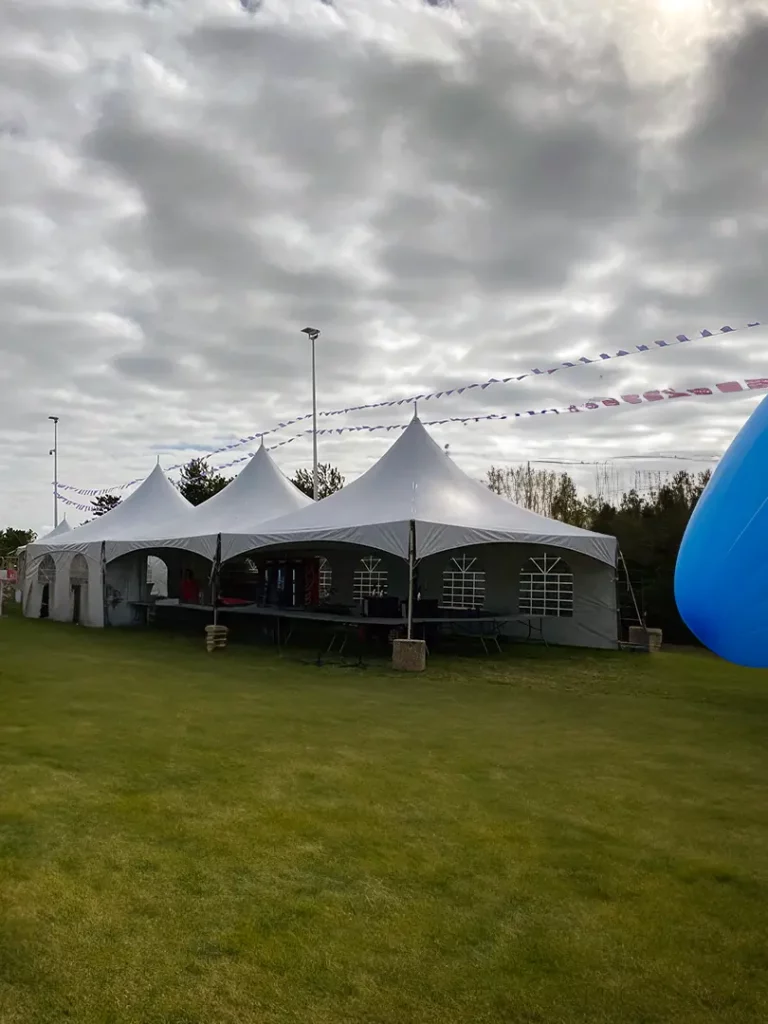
[301,328,320,500]
[49,416,59,527]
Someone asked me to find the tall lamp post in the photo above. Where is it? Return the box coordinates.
[301,327,320,500]
[48,416,59,527]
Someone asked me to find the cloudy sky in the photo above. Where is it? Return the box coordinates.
[1,0,767,534]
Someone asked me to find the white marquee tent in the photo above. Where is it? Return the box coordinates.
[23,418,619,647]
[23,444,311,626]
[23,463,195,626]
[213,416,619,648]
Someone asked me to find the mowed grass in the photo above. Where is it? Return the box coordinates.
[1,615,767,1023]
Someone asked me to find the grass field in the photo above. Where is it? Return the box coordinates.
[1,613,767,1023]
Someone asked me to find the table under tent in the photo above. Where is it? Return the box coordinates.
[24,416,619,652]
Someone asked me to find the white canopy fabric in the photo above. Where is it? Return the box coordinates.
[41,519,72,540]
[223,416,617,566]
[113,443,313,561]
[34,463,195,554]
[189,443,312,529]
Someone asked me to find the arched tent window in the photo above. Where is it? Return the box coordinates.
[70,554,89,587]
[353,556,388,603]
[520,554,573,617]
[37,553,56,620]
[69,554,89,625]
[37,554,56,585]
[319,557,332,601]
[442,554,486,610]
[146,555,168,598]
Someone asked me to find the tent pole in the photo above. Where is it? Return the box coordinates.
[406,520,416,641]
[618,548,643,624]
[101,541,108,627]
[212,533,221,627]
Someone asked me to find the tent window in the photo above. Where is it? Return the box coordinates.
[353,556,388,603]
[520,554,573,617]
[70,554,89,587]
[147,556,169,597]
[442,554,486,610]
[37,554,56,585]
[319,557,332,601]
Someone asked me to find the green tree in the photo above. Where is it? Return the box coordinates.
[178,459,232,506]
[291,464,345,500]
[92,494,121,517]
[487,464,559,516]
[0,528,35,558]
[550,473,585,527]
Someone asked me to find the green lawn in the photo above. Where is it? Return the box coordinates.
[0,615,767,1023]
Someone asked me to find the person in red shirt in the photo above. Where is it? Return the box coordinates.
[180,569,198,604]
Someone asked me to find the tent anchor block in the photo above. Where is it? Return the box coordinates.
[205,624,229,653]
[392,638,427,672]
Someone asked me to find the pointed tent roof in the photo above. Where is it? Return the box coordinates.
[35,464,195,550]
[100,443,313,561]
[187,443,312,533]
[223,416,617,566]
[41,518,72,540]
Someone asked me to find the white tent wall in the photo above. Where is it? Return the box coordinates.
[417,544,618,650]
[21,544,104,626]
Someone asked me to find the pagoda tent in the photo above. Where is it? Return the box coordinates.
[220,416,619,649]
[123,441,312,563]
[101,442,313,618]
[23,464,194,627]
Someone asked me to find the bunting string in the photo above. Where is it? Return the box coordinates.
[57,373,768,502]
[55,320,761,495]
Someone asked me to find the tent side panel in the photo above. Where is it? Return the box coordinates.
[418,543,618,650]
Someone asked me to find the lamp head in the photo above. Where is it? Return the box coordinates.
[301,327,320,342]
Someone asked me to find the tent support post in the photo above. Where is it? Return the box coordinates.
[212,534,222,627]
[618,547,643,625]
[100,542,108,627]
[406,520,416,641]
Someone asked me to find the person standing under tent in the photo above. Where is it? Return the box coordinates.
[180,569,199,605]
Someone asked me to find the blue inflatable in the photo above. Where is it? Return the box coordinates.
[675,392,768,667]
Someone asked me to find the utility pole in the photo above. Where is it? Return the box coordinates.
[301,328,320,500]
[49,416,60,527]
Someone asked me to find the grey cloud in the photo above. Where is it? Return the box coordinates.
[1,1,767,531]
